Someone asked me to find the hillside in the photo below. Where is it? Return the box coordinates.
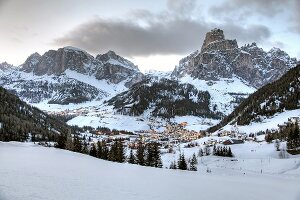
[106,76,221,119]
[209,64,300,132]
[0,86,71,141]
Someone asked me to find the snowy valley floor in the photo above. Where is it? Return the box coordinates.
[1,142,300,200]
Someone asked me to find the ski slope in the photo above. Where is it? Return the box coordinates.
[0,142,299,200]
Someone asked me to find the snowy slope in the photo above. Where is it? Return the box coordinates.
[220,109,300,134]
[162,136,300,176]
[1,142,299,200]
[179,75,255,115]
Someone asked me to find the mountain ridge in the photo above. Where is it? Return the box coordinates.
[172,29,297,88]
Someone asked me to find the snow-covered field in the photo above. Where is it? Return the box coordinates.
[220,109,300,134]
[162,137,300,177]
[1,142,299,200]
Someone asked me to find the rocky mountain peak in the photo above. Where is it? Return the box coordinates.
[201,28,238,53]
[20,47,98,75]
[95,51,143,86]
[21,52,42,73]
[173,29,297,88]
[96,51,139,71]
[0,62,14,71]
[201,29,224,49]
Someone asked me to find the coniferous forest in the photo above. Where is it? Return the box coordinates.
[209,65,300,132]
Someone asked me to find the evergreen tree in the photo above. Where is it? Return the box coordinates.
[287,122,300,149]
[102,141,109,160]
[177,153,187,170]
[89,143,97,157]
[227,147,233,157]
[55,132,67,149]
[65,133,74,151]
[145,142,162,167]
[213,145,217,155]
[136,141,145,166]
[97,141,103,159]
[73,135,82,153]
[189,153,198,171]
[116,140,126,163]
[82,141,88,154]
[198,148,204,157]
[108,139,125,163]
[128,149,136,164]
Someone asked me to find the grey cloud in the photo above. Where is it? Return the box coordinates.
[290,0,300,33]
[55,18,209,56]
[221,23,271,44]
[167,0,196,17]
[54,15,271,57]
[0,0,7,9]
[210,0,287,18]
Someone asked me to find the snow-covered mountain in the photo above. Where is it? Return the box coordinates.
[0,29,297,132]
[210,64,300,133]
[106,75,221,119]
[172,29,297,88]
[0,47,143,104]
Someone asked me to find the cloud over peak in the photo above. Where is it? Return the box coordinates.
[54,1,271,57]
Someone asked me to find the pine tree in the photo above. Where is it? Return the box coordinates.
[82,141,88,154]
[275,139,280,151]
[287,123,300,149]
[116,140,125,163]
[128,149,136,164]
[89,143,97,157]
[145,142,162,168]
[198,148,203,157]
[108,141,117,162]
[73,135,82,153]
[227,147,233,157]
[108,139,125,163]
[189,153,198,171]
[65,133,74,151]
[213,145,217,156]
[102,142,109,160]
[97,141,103,159]
[177,153,187,170]
[55,132,67,149]
[136,141,145,166]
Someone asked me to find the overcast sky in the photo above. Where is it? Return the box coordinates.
[0,0,299,71]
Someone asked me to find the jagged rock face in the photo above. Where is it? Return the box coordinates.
[95,51,144,86]
[19,47,144,87]
[0,47,144,105]
[21,52,42,73]
[201,29,238,53]
[173,29,297,88]
[0,62,15,71]
[21,47,99,76]
[3,75,105,104]
[201,29,225,51]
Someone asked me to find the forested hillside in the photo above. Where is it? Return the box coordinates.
[209,64,300,132]
[0,86,71,141]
